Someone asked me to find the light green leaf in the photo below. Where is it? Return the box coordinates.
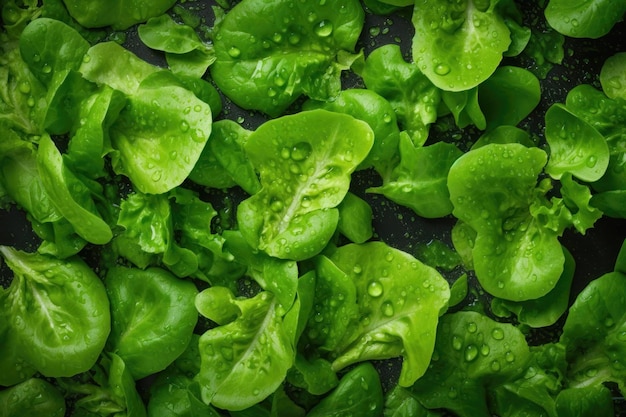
[412,0,512,91]
[237,110,373,260]
[195,288,298,411]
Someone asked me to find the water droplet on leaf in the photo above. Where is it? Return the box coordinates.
[434,63,451,75]
[228,46,241,58]
[18,81,30,94]
[367,280,383,297]
[492,328,504,340]
[291,142,312,161]
[270,199,284,212]
[505,351,515,363]
[452,335,463,351]
[381,301,394,317]
[467,322,477,333]
[465,344,478,362]
[586,155,598,168]
[314,20,333,37]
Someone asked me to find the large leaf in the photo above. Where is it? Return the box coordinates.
[560,270,626,393]
[19,18,90,87]
[359,44,440,146]
[303,88,401,175]
[477,66,541,129]
[237,109,373,260]
[306,363,384,417]
[410,311,531,417]
[109,73,212,194]
[194,288,299,411]
[80,42,160,95]
[138,14,215,78]
[448,143,566,301]
[412,0,512,91]
[327,241,450,386]
[544,103,609,182]
[210,0,364,116]
[600,52,626,101]
[61,0,177,30]
[545,0,626,39]
[37,134,112,245]
[564,84,626,193]
[0,246,110,377]
[105,266,198,380]
[369,136,463,218]
[0,378,65,417]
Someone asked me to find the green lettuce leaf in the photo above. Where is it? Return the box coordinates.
[210,0,364,116]
[237,110,373,260]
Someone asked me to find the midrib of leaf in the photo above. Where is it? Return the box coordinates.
[268,124,343,240]
[30,282,63,343]
[216,296,285,394]
[463,1,487,52]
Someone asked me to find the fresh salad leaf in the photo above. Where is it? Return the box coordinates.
[37,135,112,244]
[79,41,161,95]
[326,241,450,386]
[138,14,215,78]
[490,343,565,417]
[189,120,259,194]
[477,66,541,129]
[410,311,531,417]
[0,290,37,386]
[564,84,626,193]
[19,17,89,87]
[109,73,212,194]
[369,134,463,218]
[0,378,66,417]
[0,132,60,224]
[105,266,198,380]
[600,52,626,101]
[544,0,626,39]
[337,191,374,244]
[306,363,384,417]
[61,0,177,30]
[441,87,486,130]
[544,103,610,182]
[448,143,564,301]
[64,85,126,179]
[237,109,373,260]
[303,88,401,176]
[360,44,440,146]
[0,246,110,377]
[210,0,364,116]
[303,255,359,352]
[560,269,626,393]
[412,0,514,91]
[491,246,575,328]
[194,288,299,410]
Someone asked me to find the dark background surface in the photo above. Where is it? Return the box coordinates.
[1,0,626,412]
